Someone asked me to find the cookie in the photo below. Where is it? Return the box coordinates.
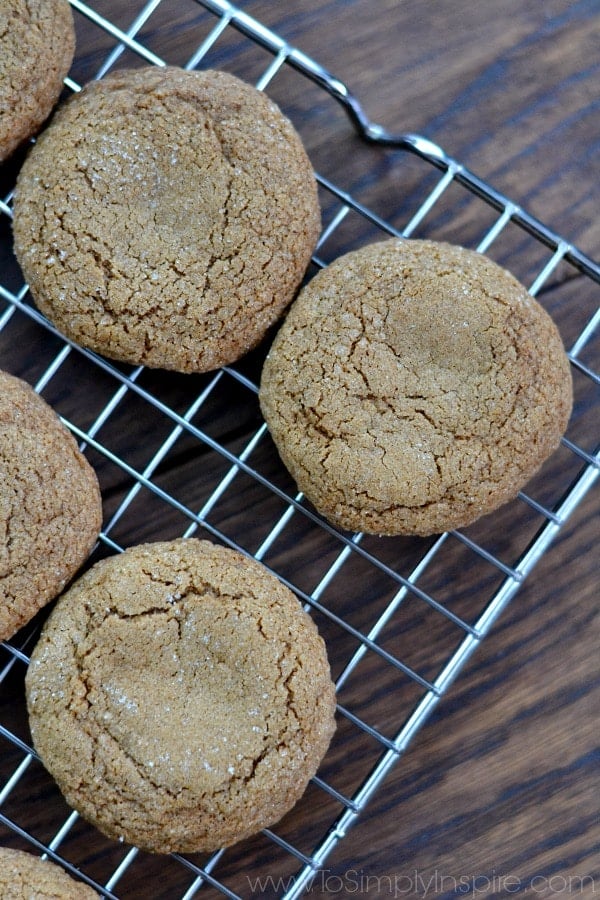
[259,238,573,536]
[0,847,98,898]
[26,538,336,854]
[12,66,321,373]
[0,370,102,642]
[0,0,75,163]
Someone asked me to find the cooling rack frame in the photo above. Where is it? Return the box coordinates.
[0,1,598,897]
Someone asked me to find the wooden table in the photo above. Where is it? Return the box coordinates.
[0,1,597,897]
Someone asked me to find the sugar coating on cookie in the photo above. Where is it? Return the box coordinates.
[13,66,321,373]
[0,847,99,899]
[259,238,573,536]
[0,371,102,642]
[0,0,75,162]
[26,538,336,854]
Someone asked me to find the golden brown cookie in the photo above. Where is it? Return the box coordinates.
[0,370,102,642]
[12,66,321,373]
[0,847,98,899]
[259,238,573,536]
[26,538,336,854]
[0,0,75,163]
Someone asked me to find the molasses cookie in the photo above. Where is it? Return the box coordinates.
[0,0,75,162]
[0,847,98,898]
[26,538,336,854]
[259,238,573,536]
[0,370,102,642]
[13,66,321,373]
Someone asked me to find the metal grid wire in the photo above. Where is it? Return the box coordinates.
[0,0,598,897]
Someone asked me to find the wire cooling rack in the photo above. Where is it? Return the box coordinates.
[0,1,598,897]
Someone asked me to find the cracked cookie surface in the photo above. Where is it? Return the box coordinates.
[0,0,75,162]
[259,238,573,536]
[0,847,98,899]
[13,66,321,373]
[0,370,102,641]
[26,538,336,854]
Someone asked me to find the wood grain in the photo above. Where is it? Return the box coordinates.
[0,1,598,898]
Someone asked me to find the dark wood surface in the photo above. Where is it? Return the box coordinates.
[0,1,598,898]
[246,2,599,896]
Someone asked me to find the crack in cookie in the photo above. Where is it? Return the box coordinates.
[0,0,74,162]
[259,238,573,536]
[26,538,336,854]
[13,66,320,373]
